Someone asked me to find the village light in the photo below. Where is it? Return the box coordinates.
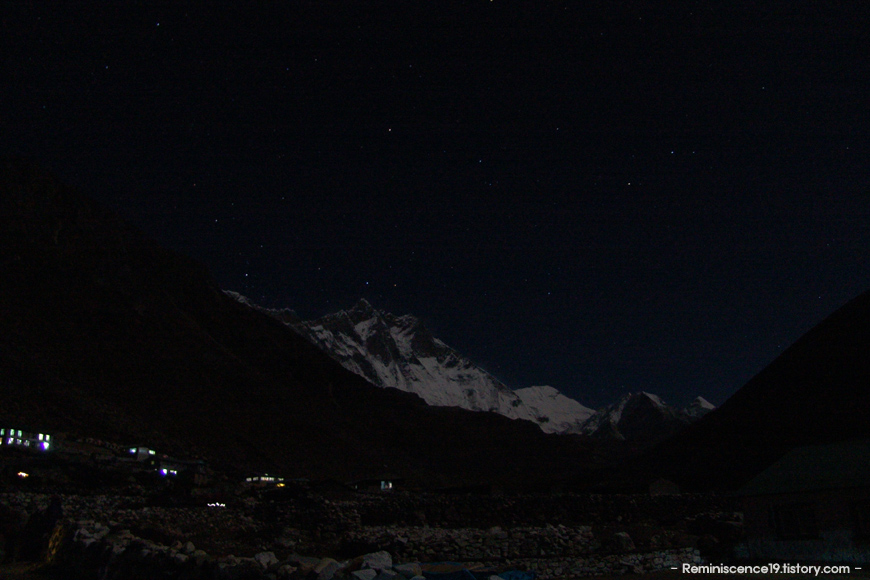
[17,472,29,478]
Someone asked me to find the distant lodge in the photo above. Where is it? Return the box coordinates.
[3,425,406,493]
[1,427,52,451]
[1,425,288,489]
[735,439,870,564]
[349,477,402,493]
[1,426,209,483]
[244,474,286,488]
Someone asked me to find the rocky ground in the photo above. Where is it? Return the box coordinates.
[0,489,741,579]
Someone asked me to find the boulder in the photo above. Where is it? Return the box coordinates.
[614,532,635,552]
[254,551,279,569]
[351,570,378,580]
[316,557,344,580]
[291,555,321,575]
[361,550,392,571]
[394,562,422,579]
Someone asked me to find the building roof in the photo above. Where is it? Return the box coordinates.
[736,439,870,497]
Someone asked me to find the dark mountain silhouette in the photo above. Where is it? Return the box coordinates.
[0,159,602,489]
[580,392,714,443]
[584,286,870,492]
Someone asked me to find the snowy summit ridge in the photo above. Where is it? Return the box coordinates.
[580,392,715,443]
[288,298,594,432]
[226,293,713,437]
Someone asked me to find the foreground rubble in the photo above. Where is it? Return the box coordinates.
[0,492,732,579]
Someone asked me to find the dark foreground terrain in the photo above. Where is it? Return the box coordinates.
[0,484,739,580]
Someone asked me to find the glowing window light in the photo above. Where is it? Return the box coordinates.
[130,448,137,454]
[46,435,51,441]
[39,433,44,440]
[148,449,155,455]
[17,472,29,478]
[160,468,168,476]
[1,429,5,435]
[41,442,50,451]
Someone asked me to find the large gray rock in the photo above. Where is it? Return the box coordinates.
[290,555,321,575]
[254,551,279,569]
[316,557,344,580]
[375,571,399,580]
[351,570,378,580]
[220,558,265,580]
[361,551,392,571]
[394,563,422,579]
[614,532,636,552]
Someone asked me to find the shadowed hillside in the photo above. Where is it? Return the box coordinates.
[586,285,870,492]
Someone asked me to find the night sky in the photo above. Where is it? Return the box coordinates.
[3,2,869,409]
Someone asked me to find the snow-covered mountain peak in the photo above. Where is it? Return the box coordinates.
[641,391,667,407]
[278,299,595,432]
[692,396,714,409]
[225,292,713,440]
[339,297,380,324]
[581,391,717,442]
[685,395,716,418]
[512,386,595,433]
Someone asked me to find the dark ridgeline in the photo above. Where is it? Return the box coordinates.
[0,159,598,489]
[590,285,870,492]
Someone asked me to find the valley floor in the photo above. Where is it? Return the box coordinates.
[4,488,863,580]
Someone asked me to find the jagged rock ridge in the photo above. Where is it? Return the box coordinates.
[580,392,715,443]
[287,298,596,433]
[230,295,715,439]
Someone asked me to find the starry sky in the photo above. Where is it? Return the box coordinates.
[3,2,869,409]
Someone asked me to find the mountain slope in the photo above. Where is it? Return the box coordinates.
[596,288,870,492]
[240,296,716,441]
[0,159,598,489]
[580,392,713,444]
[512,386,596,433]
[282,299,595,433]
